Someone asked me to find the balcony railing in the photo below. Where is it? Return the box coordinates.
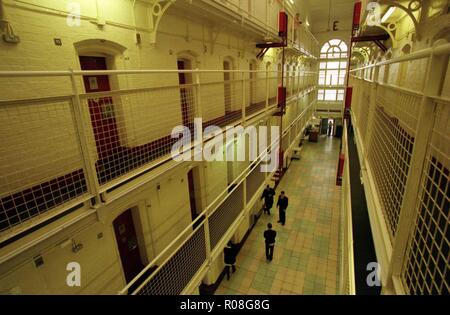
[120,99,316,295]
[315,101,344,115]
[348,42,450,294]
[339,120,355,294]
[0,68,317,254]
[206,0,319,58]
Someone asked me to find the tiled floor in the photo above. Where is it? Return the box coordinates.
[215,135,342,295]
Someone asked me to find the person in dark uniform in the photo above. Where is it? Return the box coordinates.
[263,223,277,261]
[223,240,237,280]
[261,185,275,214]
[277,191,289,225]
[327,121,333,136]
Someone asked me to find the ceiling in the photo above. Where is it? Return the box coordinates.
[302,0,355,30]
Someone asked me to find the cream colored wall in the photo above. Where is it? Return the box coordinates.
[0,0,318,294]
[0,99,84,195]
[0,0,298,199]
[0,164,194,294]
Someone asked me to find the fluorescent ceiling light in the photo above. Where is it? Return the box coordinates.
[381,7,395,23]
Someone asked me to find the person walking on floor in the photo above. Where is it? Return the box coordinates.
[223,240,237,280]
[327,121,333,136]
[263,223,277,261]
[277,191,289,226]
[261,184,275,215]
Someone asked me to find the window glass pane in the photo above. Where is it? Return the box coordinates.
[339,41,348,52]
[329,39,341,46]
[337,89,344,101]
[326,70,339,85]
[319,77,325,85]
[321,53,327,58]
[327,61,340,69]
[338,71,346,85]
[318,89,324,100]
[321,43,330,52]
[320,62,327,69]
[340,61,347,69]
[328,52,340,58]
[324,89,337,101]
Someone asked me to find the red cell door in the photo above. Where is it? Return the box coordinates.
[79,56,120,159]
[113,209,144,284]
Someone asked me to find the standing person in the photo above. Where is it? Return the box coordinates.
[277,191,289,226]
[263,223,277,261]
[327,121,333,136]
[223,240,237,280]
[261,185,275,215]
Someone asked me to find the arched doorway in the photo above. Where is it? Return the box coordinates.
[177,56,195,132]
[223,57,234,113]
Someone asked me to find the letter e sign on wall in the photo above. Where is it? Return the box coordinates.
[333,21,339,31]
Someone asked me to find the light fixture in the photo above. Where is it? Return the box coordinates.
[306,20,310,27]
[289,0,294,4]
[381,6,396,23]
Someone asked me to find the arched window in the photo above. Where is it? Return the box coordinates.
[317,39,348,101]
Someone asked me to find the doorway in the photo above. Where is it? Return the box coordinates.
[320,118,329,135]
[177,59,194,131]
[327,118,335,136]
[113,209,145,284]
[223,60,232,113]
[188,168,198,222]
[79,56,120,159]
[226,141,236,191]
[249,61,256,106]
[187,167,204,229]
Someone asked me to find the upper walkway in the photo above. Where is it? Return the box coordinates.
[216,135,342,294]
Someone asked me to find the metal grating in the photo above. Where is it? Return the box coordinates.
[401,100,450,295]
[358,80,371,142]
[246,163,265,203]
[136,224,207,295]
[81,83,191,186]
[0,99,89,233]
[208,183,244,249]
[367,86,421,240]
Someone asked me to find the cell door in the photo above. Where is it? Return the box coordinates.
[249,63,255,106]
[223,61,232,113]
[79,56,120,159]
[187,169,198,222]
[113,209,144,284]
[177,60,194,131]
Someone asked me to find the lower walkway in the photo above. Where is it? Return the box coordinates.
[215,135,342,294]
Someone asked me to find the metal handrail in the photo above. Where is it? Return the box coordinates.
[350,42,450,73]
